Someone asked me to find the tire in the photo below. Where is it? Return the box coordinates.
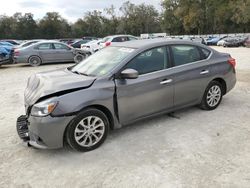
[66,108,109,152]
[28,55,42,67]
[74,54,85,63]
[199,81,223,110]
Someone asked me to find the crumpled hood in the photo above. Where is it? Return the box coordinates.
[24,68,96,106]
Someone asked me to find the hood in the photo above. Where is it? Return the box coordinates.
[24,68,96,106]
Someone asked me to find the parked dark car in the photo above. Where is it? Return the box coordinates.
[223,36,248,47]
[17,39,236,152]
[82,37,98,41]
[70,39,91,49]
[244,36,250,47]
[0,40,20,45]
[59,38,77,45]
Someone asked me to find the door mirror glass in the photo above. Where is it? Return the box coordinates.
[120,69,138,79]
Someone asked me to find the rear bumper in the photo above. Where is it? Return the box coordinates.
[14,56,28,64]
[17,115,75,149]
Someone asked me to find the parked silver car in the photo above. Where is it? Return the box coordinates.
[14,41,76,66]
[17,39,236,152]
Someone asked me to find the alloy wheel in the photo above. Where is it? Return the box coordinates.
[74,116,105,147]
[206,85,222,107]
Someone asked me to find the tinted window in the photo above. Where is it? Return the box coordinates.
[112,37,128,42]
[171,45,201,66]
[37,43,53,50]
[125,47,167,75]
[200,47,211,59]
[54,43,70,50]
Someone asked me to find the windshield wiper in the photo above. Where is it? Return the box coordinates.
[72,70,95,77]
[72,70,87,76]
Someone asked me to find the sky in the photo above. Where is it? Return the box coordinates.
[1,0,163,23]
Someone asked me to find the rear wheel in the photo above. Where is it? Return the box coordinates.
[200,81,223,110]
[28,56,42,66]
[66,108,109,152]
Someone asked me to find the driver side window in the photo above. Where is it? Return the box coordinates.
[124,47,167,75]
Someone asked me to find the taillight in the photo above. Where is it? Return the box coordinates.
[228,57,236,68]
[14,50,20,56]
[105,42,111,46]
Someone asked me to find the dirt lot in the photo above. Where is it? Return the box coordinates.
[0,47,250,188]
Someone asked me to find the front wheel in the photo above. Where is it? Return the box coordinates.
[66,108,109,152]
[199,81,223,110]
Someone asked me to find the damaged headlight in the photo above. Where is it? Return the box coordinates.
[31,99,58,117]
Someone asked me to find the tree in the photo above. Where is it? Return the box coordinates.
[37,12,71,39]
[14,13,37,39]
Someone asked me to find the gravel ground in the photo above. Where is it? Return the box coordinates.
[0,47,250,188]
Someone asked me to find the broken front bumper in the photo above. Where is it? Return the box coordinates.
[16,115,75,149]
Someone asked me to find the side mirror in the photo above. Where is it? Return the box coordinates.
[120,68,138,79]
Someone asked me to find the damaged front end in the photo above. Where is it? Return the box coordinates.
[16,68,97,149]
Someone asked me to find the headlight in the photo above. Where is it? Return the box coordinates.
[31,100,58,117]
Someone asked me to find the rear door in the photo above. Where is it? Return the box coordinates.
[36,43,54,62]
[169,44,212,109]
[115,46,174,125]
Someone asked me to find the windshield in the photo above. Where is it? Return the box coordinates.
[70,46,135,76]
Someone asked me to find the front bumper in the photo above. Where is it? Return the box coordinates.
[17,114,75,149]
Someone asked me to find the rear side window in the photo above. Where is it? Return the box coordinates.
[36,43,53,50]
[112,37,128,42]
[200,47,211,59]
[171,45,202,66]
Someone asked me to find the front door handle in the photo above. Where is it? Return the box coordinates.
[200,70,209,75]
[160,79,173,85]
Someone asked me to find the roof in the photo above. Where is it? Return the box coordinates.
[111,38,208,49]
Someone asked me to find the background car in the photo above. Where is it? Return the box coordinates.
[15,40,44,49]
[99,35,138,48]
[0,39,20,46]
[70,39,91,48]
[223,36,248,47]
[205,36,227,45]
[244,36,250,47]
[81,39,102,54]
[14,41,77,66]
[59,38,77,45]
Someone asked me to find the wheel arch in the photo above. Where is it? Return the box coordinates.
[28,55,43,64]
[63,104,115,148]
[211,77,227,95]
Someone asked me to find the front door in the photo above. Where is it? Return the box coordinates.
[53,43,74,61]
[37,43,54,62]
[115,46,174,125]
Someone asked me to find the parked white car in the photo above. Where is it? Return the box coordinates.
[217,39,226,46]
[81,40,102,54]
[99,35,138,48]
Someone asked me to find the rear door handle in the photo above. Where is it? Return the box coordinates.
[160,79,173,85]
[200,70,209,75]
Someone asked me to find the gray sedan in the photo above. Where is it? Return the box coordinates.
[14,41,76,66]
[17,39,236,152]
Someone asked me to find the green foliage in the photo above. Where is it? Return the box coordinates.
[0,1,249,39]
